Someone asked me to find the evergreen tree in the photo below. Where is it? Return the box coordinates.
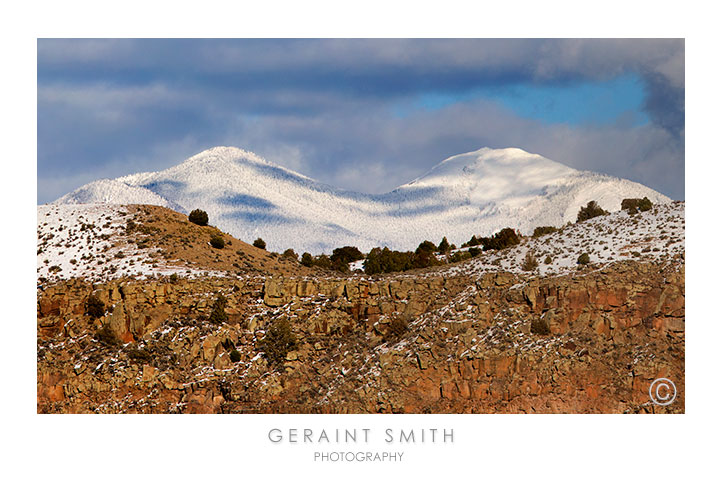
[577,201,608,222]
[253,237,266,249]
[188,209,209,226]
[438,236,451,254]
[301,252,314,267]
[415,240,438,254]
[330,246,364,264]
[282,248,299,261]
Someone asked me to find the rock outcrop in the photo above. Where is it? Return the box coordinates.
[37,260,684,414]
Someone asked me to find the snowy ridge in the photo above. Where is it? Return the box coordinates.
[37,204,226,283]
[55,179,184,212]
[442,201,685,278]
[54,146,671,254]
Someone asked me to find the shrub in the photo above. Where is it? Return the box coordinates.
[210,235,225,249]
[169,273,179,283]
[209,295,228,324]
[301,252,314,267]
[621,198,636,212]
[438,236,451,254]
[449,251,471,263]
[259,317,298,368]
[521,250,538,271]
[330,246,364,264]
[621,197,653,214]
[362,242,451,274]
[297,251,352,271]
[363,247,414,274]
[480,228,521,251]
[229,349,242,363]
[577,201,608,223]
[282,248,299,261]
[532,226,558,238]
[415,240,438,255]
[86,294,106,318]
[468,247,482,257]
[577,252,590,265]
[530,318,550,335]
[544,255,553,265]
[253,238,266,250]
[411,250,439,269]
[331,258,350,273]
[639,197,653,212]
[463,235,480,247]
[188,209,209,226]
[314,254,332,269]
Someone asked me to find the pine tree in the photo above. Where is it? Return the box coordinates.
[438,236,450,254]
[253,237,266,250]
[188,209,209,226]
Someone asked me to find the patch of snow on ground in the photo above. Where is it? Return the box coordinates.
[37,204,226,284]
[442,201,684,278]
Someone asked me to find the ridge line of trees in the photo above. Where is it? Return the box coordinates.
[185,196,653,275]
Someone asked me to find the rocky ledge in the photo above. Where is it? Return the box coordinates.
[37,260,684,413]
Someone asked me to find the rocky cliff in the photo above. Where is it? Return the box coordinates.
[37,260,684,414]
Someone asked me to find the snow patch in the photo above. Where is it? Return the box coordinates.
[37,204,226,283]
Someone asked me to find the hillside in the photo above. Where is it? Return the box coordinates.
[53,146,670,254]
[38,202,684,413]
[38,201,684,284]
[37,203,312,284]
[444,201,684,277]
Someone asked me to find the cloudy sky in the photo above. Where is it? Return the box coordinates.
[37,39,684,203]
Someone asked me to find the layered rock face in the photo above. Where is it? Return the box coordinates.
[37,260,684,414]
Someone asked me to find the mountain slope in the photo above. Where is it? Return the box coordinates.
[37,203,308,283]
[54,146,671,254]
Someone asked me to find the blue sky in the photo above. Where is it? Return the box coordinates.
[37,39,684,202]
[396,73,648,126]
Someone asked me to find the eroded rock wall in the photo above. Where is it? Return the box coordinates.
[37,262,684,414]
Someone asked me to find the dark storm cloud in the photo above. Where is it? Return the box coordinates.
[641,71,685,139]
[37,39,684,203]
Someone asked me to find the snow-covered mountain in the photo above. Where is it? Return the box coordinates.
[53,146,671,254]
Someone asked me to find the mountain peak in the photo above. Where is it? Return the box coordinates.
[438,146,563,170]
[183,146,267,166]
[401,146,575,195]
[54,146,671,254]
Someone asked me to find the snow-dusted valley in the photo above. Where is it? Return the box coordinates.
[54,146,670,254]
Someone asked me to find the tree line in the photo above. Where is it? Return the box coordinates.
[185,197,652,275]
